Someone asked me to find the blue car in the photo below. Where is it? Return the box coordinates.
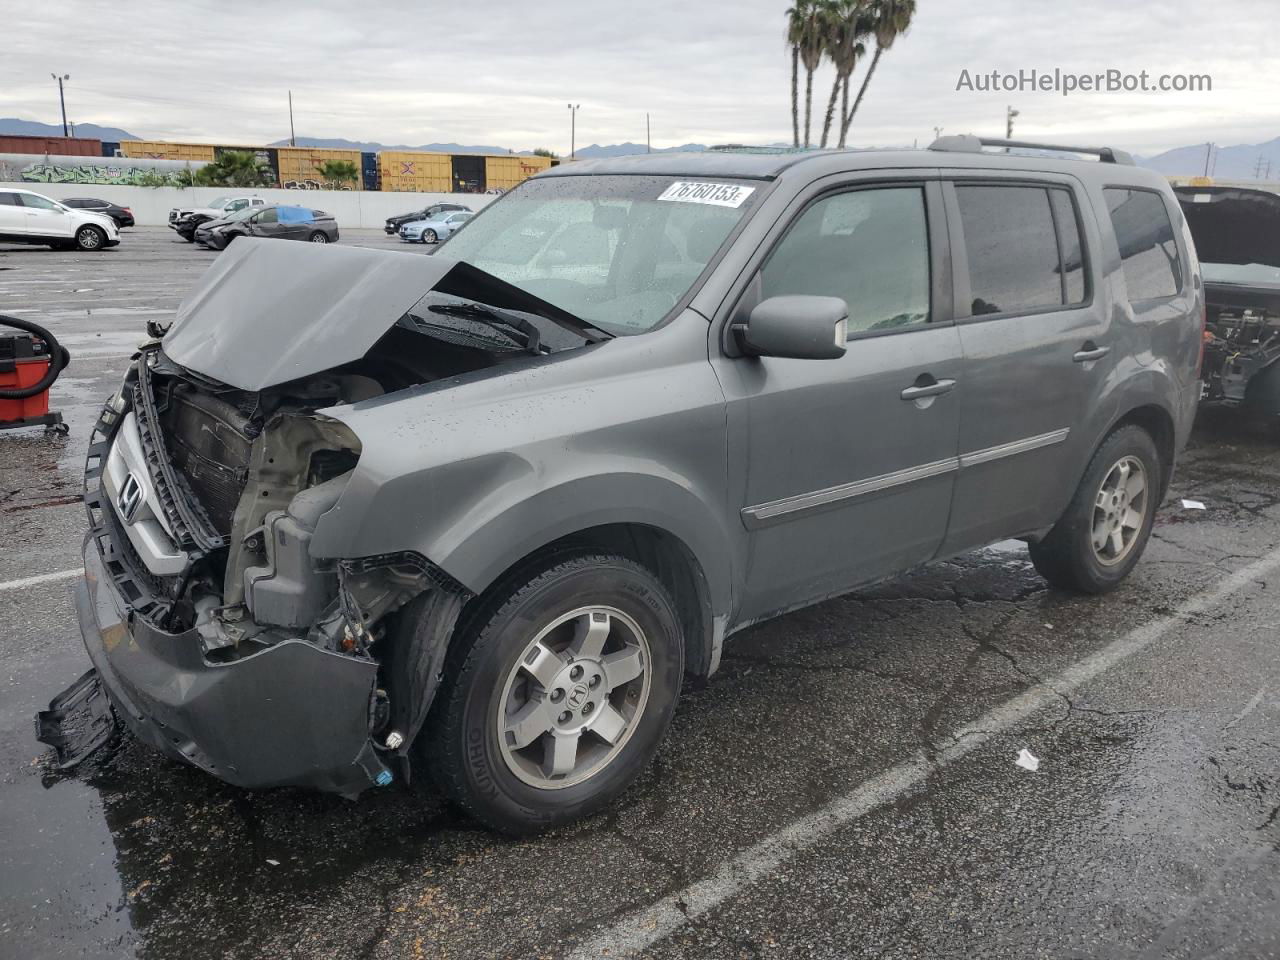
[399,210,473,244]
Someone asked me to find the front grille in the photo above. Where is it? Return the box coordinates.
[159,386,254,537]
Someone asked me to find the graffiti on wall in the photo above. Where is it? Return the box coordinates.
[1,159,188,186]
[282,179,354,191]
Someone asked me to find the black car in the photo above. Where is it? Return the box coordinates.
[194,204,339,250]
[60,197,135,228]
[383,202,471,234]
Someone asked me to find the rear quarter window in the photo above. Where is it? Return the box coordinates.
[1103,188,1182,301]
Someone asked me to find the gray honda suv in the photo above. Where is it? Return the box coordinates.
[40,138,1202,834]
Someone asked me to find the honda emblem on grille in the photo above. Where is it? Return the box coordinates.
[117,472,145,524]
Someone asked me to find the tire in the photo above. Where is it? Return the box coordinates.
[425,554,684,835]
[74,225,106,251]
[1029,424,1161,594]
[308,231,329,244]
[422,229,437,244]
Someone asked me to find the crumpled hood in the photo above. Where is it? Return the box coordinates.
[1176,186,1280,268]
[162,236,607,392]
[163,238,455,390]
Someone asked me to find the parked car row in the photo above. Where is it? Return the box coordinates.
[384,201,471,234]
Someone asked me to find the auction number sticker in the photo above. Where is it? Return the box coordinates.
[657,181,755,208]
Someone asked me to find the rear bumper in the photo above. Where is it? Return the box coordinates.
[75,541,390,794]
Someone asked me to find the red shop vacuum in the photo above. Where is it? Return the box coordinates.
[0,315,70,435]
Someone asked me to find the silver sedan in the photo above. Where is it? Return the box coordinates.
[398,211,474,244]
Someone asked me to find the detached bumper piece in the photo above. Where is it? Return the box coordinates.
[47,543,393,795]
[34,669,119,770]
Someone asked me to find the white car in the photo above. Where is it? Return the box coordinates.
[168,195,267,226]
[399,211,474,243]
[0,188,120,251]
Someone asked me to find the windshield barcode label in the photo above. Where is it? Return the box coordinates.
[657,182,755,208]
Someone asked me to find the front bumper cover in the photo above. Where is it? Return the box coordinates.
[56,541,391,795]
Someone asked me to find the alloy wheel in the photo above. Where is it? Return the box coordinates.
[496,606,651,789]
[1092,455,1148,566]
[77,227,101,249]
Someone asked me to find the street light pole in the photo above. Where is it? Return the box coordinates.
[288,90,296,147]
[1005,105,1019,139]
[51,74,70,137]
[567,103,580,159]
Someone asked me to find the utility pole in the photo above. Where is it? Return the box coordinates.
[1203,142,1214,177]
[567,103,580,159]
[288,90,296,147]
[51,74,69,136]
[646,113,651,154]
[1005,106,1019,139]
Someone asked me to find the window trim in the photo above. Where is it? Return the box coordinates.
[943,178,1096,326]
[727,177,947,347]
[1101,184,1185,303]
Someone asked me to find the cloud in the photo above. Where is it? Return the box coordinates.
[2,0,1273,154]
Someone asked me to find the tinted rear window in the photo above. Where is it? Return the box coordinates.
[956,186,1061,315]
[1104,188,1181,300]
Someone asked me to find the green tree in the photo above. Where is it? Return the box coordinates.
[195,151,276,188]
[819,0,873,148]
[317,159,360,186]
[531,147,559,158]
[843,0,916,135]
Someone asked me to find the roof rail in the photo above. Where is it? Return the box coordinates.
[928,134,1134,165]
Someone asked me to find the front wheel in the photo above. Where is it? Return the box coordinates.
[75,225,106,251]
[422,229,437,244]
[424,554,684,835]
[1029,424,1161,593]
[308,231,329,243]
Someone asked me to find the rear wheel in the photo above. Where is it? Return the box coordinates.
[1029,424,1161,593]
[75,225,106,251]
[308,231,329,244]
[425,554,683,835]
[422,229,438,244]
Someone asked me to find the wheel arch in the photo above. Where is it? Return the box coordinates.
[1103,402,1177,501]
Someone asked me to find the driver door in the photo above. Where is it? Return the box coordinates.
[20,194,74,238]
[714,179,963,622]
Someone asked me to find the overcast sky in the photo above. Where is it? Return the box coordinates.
[4,0,1275,155]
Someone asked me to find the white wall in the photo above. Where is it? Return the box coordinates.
[0,182,497,229]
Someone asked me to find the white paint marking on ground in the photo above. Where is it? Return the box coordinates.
[0,568,81,593]
[568,547,1280,959]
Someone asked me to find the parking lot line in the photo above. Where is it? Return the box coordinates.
[568,546,1280,959]
[0,568,81,593]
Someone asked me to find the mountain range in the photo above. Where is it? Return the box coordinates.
[3,117,1278,179]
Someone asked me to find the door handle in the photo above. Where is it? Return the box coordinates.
[1073,344,1110,363]
[900,378,956,401]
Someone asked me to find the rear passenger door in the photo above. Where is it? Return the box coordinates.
[0,192,27,235]
[938,178,1112,554]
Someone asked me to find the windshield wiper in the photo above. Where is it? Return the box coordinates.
[426,302,550,355]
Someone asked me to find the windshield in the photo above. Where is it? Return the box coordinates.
[208,196,232,209]
[1202,262,1280,286]
[438,174,760,334]
[222,206,259,223]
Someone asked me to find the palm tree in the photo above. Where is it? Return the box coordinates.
[317,159,360,187]
[842,0,916,140]
[785,2,808,147]
[196,150,275,188]
[819,0,872,148]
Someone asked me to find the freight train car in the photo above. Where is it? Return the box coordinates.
[0,135,103,157]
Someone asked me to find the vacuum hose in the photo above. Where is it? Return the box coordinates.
[0,314,71,400]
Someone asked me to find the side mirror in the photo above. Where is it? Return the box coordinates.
[737,295,848,360]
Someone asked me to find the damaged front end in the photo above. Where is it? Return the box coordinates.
[1176,186,1280,408]
[38,238,602,794]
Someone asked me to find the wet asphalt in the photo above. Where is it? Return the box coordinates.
[0,229,1277,960]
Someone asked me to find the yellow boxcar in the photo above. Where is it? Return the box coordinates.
[378,151,453,192]
[120,140,217,163]
[484,155,553,191]
[277,147,364,190]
